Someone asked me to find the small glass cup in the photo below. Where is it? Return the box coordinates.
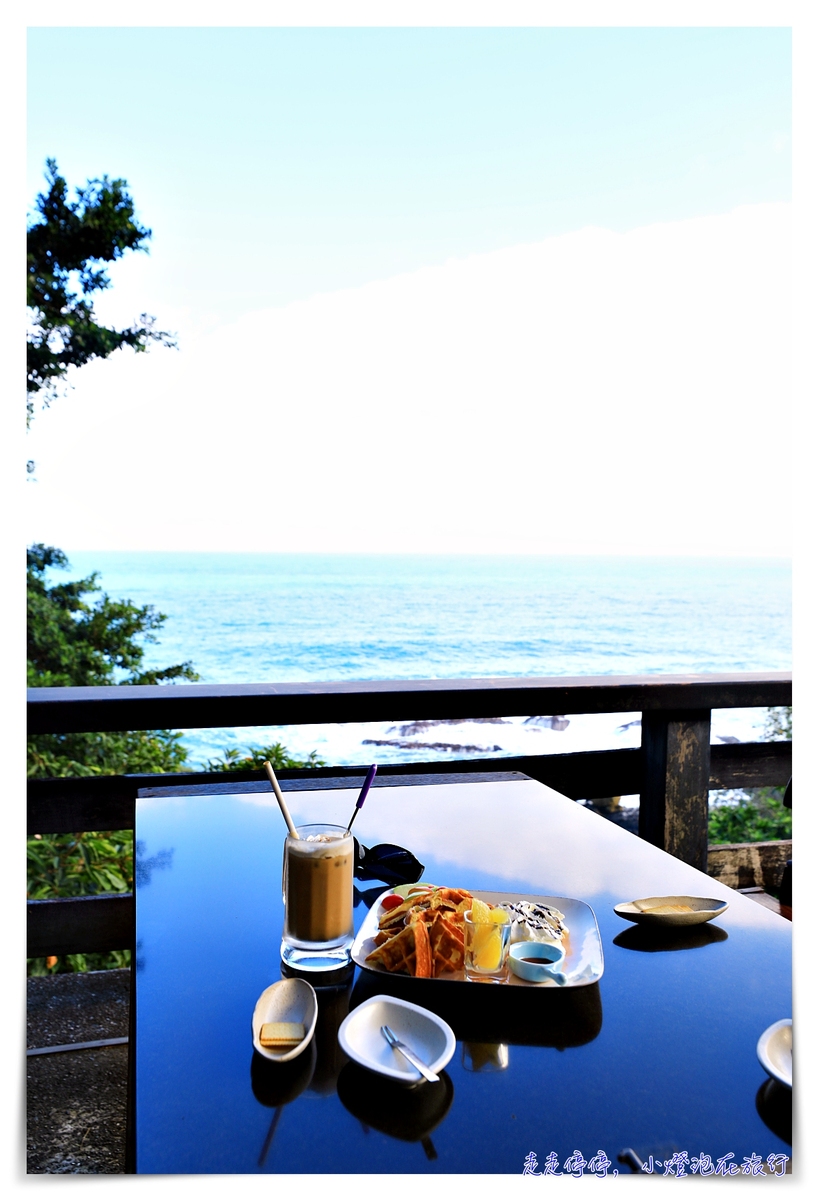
[281,823,354,972]
[463,909,511,983]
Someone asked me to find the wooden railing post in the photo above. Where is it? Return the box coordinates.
[639,709,712,870]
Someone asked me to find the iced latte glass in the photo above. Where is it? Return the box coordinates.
[281,824,354,972]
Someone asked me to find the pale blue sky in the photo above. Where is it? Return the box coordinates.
[24,25,793,557]
[27,26,791,320]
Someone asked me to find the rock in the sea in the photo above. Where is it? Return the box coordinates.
[387,717,511,735]
[363,738,503,753]
[524,715,570,731]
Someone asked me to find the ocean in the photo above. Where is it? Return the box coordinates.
[56,552,791,780]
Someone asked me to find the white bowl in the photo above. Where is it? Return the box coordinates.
[251,978,318,1063]
[757,1018,792,1089]
[338,994,456,1085]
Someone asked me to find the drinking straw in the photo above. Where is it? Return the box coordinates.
[263,761,299,838]
[346,764,377,834]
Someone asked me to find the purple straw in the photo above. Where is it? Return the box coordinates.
[346,764,377,834]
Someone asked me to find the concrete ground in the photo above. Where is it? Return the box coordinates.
[27,968,130,1173]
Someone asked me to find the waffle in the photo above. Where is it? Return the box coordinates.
[428,910,465,976]
[378,886,473,933]
[365,919,433,978]
[378,897,421,931]
[367,886,475,978]
[430,887,473,909]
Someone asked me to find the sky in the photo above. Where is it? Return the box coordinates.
[23,23,793,554]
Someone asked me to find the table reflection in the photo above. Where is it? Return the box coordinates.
[755,1078,792,1146]
[349,970,602,1049]
[251,1043,317,1166]
[307,980,353,1095]
[461,1042,509,1072]
[612,924,729,953]
[337,1062,454,1160]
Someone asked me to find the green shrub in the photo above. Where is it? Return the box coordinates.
[708,787,792,845]
[201,741,325,772]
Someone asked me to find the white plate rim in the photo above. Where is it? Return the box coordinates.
[756,1018,792,1089]
[338,992,456,1082]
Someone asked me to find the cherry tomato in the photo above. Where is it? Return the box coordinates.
[381,893,404,911]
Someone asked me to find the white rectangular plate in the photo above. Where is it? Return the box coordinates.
[352,889,604,987]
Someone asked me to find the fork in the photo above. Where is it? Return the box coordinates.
[380,1025,439,1082]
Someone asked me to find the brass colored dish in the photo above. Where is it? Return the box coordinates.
[614,895,728,927]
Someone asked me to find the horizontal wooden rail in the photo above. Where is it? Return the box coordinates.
[27,671,791,735]
[26,672,791,955]
[27,741,792,834]
[27,893,133,959]
[709,740,793,789]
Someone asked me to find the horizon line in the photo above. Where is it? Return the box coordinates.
[46,547,793,560]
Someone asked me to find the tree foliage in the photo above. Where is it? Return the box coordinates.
[27,544,198,779]
[26,159,182,971]
[27,829,135,976]
[26,546,194,971]
[28,830,133,902]
[708,789,792,845]
[27,543,196,688]
[26,157,175,430]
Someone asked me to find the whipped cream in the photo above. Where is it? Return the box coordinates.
[498,900,568,945]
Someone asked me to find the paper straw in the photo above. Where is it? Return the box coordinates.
[263,761,299,838]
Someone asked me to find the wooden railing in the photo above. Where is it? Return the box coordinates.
[27,671,791,959]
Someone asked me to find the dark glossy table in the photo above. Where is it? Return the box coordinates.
[133,773,792,1175]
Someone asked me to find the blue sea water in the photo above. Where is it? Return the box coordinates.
[57,552,791,772]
